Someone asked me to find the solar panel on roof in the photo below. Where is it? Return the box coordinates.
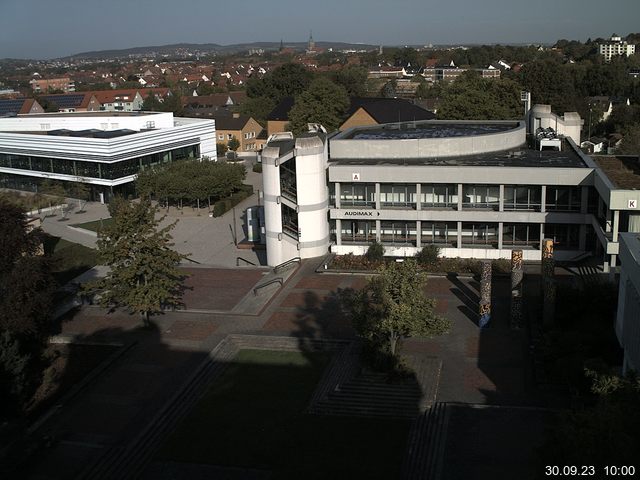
[40,94,84,109]
[0,99,26,115]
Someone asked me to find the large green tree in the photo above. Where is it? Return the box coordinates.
[0,200,54,418]
[333,65,369,97]
[341,259,450,357]
[246,63,314,103]
[288,77,349,134]
[89,199,188,326]
[437,71,523,120]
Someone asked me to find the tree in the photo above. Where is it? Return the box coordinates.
[89,199,189,326]
[616,124,640,155]
[0,200,54,418]
[341,260,450,357]
[142,91,163,111]
[246,63,314,103]
[227,136,240,152]
[519,60,579,113]
[69,181,91,212]
[333,65,369,97]
[437,71,523,120]
[239,96,276,124]
[288,77,349,134]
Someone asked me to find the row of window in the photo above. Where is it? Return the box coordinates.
[0,145,199,180]
[336,183,588,212]
[338,220,581,249]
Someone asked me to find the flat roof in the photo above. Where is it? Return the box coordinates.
[344,121,519,140]
[592,156,640,189]
[332,138,587,168]
[17,111,160,118]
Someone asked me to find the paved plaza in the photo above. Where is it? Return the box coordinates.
[17,256,548,479]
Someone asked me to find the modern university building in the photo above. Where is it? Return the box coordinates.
[0,111,216,202]
[261,105,640,271]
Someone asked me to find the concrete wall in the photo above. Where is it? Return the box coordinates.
[330,121,526,159]
[529,105,583,144]
[616,233,640,372]
[1,111,175,131]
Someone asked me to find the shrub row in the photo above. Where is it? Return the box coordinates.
[212,185,254,217]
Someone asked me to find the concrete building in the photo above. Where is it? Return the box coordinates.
[616,232,640,373]
[599,34,636,62]
[261,106,640,269]
[29,77,75,93]
[0,111,216,202]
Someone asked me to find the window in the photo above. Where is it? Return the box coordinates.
[503,223,540,247]
[380,221,416,246]
[281,204,298,239]
[227,134,233,140]
[462,185,500,209]
[421,222,457,246]
[40,123,50,131]
[504,185,541,211]
[342,221,376,243]
[379,183,416,208]
[280,159,297,202]
[544,224,580,250]
[340,183,375,207]
[421,184,458,208]
[546,186,581,212]
[218,134,224,140]
[461,223,499,247]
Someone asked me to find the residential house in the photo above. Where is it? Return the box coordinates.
[0,98,44,117]
[38,93,101,112]
[29,77,75,93]
[214,113,265,153]
[182,92,247,117]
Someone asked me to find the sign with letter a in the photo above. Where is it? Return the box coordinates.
[352,172,360,181]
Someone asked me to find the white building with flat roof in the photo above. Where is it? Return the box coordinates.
[262,107,640,270]
[0,111,216,201]
[599,34,636,62]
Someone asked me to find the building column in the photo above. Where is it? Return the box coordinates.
[335,182,340,208]
[540,185,546,213]
[580,186,589,214]
[416,220,421,248]
[335,219,342,246]
[499,185,505,212]
[415,183,421,211]
[375,183,381,210]
[605,208,612,233]
[498,222,504,250]
[613,210,620,241]
[376,220,381,242]
[457,184,463,211]
[579,224,587,251]
[539,222,545,251]
[457,221,462,249]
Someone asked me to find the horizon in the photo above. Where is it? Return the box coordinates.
[1,0,639,60]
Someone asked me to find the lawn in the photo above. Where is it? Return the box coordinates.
[156,349,411,479]
[44,235,98,285]
[71,217,113,233]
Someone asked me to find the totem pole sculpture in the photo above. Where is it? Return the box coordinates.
[541,238,556,327]
[479,260,492,328]
[510,249,524,329]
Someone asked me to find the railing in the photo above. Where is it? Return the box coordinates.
[236,257,256,266]
[253,277,283,295]
[184,257,202,264]
[273,256,301,273]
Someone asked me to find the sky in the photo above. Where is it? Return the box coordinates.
[1,0,639,59]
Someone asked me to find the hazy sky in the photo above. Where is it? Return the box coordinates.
[1,0,639,59]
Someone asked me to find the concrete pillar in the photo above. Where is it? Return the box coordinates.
[510,249,524,329]
[335,182,341,208]
[479,260,492,328]
[605,208,612,233]
[613,210,620,241]
[579,224,587,251]
[416,183,421,211]
[457,221,462,248]
[541,238,556,327]
[540,185,546,213]
[457,183,463,211]
[416,220,421,248]
[498,222,504,250]
[335,219,342,246]
[375,183,381,210]
[376,219,381,242]
[499,185,505,212]
[580,186,589,214]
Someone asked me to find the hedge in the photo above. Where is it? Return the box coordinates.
[212,185,254,217]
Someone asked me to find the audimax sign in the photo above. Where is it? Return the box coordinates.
[344,211,381,217]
